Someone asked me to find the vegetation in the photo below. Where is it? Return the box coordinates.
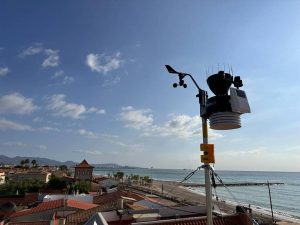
[59,165,68,171]
[0,180,46,195]
[113,171,124,181]
[48,175,67,189]
[128,174,152,186]
[72,181,90,194]
[31,160,37,168]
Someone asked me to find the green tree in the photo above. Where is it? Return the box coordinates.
[115,171,124,181]
[48,175,67,189]
[24,159,30,168]
[59,165,68,172]
[31,160,37,167]
[0,180,46,195]
[20,160,25,167]
[74,181,90,194]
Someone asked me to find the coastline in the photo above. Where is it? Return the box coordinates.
[148,180,300,225]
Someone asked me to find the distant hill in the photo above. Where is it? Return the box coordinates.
[92,163,141,169]
[0,155,76,166]
[0,155,140,169]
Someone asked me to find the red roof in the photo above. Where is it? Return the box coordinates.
[67,199,98,210]
[7,220,52,225]
[75,159,94,168]
[11,199,98,218]
[93,191,144,205]
[131,214,251,225]
[66,201,118,225]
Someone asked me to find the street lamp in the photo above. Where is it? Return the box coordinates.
[165,65,250,225]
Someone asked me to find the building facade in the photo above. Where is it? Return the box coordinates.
[74,160,94,182]
[10,171,51,183]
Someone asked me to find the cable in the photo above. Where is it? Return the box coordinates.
[210,168,259,225]
[163,167,201,198]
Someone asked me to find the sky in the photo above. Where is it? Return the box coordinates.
[0,1,300,171]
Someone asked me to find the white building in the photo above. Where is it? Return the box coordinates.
[0,171,5,184]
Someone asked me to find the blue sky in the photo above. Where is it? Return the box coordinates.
[0,1,300,171]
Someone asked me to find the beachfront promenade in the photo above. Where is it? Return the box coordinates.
[127,180,299,225]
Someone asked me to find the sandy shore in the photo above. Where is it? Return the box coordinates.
[133,180,300,225]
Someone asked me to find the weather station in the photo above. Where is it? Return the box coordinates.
[165,65,251,225]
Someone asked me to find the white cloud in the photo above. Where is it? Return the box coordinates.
[37,145,47,150]
[86,52,123,74]
[19,43,44,57]
[47,94,105,119]
[120,107,222,139]
[121,106,133,111]
[52,70,64,78]
[73,149,102,155]
[51,70,75,85]
[87,107,106,114]
[62,76,75,84]
[78,129,98,138]
[0,93,39,115]
[155,115,202,138]
[47,94,86,119]
[120,107,154,130]
[3,141,27,147]
[20,44,60,68]
[39,126,60,132]
[0,67,10,77]
[0,118,33,131]
[42,49,60,68]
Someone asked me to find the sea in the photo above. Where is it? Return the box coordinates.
[93,168,300,221]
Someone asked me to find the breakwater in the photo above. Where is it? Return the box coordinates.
[183,182,284,187]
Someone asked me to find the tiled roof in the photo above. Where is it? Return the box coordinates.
[132,213,251,225]
[65,201,118,225]
[7,220,52,225]
[67,199,98,210]
[75,159,94,168]
[11,199,98,218]
[93,191,144,204]
[126,203,149,210]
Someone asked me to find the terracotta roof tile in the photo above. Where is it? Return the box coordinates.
[132,213,250,225]
[11,198,98,218]
[67,199,98,210]
[75,159,94,168]
[65,201,118,225]
[93,191,144,204]
[7,220,52,225]
[11,199,65,218]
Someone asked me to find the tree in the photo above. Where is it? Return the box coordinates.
[20,160,25,167]
[113,171,124,182]
[59,165,68,172]
[24,159,30,168]
[48,175,67,189]
[31,160,37,168]
[74,181,90,194]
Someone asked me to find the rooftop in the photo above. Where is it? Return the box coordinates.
[11,198,98,218]
[75,159,94,168]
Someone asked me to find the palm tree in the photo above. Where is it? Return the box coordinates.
[31,159,37,167]
[24,159,30,167]
[20,160,25,167]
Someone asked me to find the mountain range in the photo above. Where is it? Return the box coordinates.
[0,155,138,169]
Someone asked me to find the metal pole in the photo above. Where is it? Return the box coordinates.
[202,117,213,225]
[267,181,275,223]
[150,166,153,195]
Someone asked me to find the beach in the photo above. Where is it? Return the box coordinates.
[131,180,300,225]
